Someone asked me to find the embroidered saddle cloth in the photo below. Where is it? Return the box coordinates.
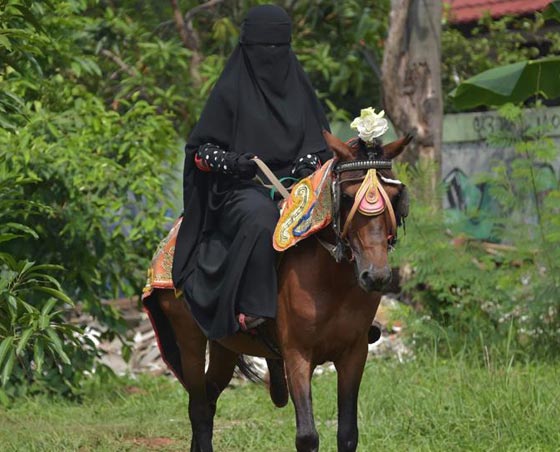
[142,217,182,297]
[273,159,334,251]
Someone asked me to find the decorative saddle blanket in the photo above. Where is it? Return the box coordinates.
[273,159,334,251]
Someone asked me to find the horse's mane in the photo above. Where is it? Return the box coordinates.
[347,138,397,181]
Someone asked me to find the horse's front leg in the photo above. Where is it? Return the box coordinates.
[285,350,319,452]
[334,339,369,452]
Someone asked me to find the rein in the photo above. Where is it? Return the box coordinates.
[253,157,291,199]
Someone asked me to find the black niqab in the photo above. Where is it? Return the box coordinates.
[187,4,330,174]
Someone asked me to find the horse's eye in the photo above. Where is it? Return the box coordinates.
[341,193,354,203]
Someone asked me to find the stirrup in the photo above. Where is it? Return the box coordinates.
[238,313,266,332]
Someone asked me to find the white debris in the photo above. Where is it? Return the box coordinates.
[71,295,411,381]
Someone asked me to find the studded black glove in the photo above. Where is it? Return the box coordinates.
[291,153,321,179]
[234,153,258,179]
[196,143,257,180]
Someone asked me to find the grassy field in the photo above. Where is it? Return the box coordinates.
[1,356,559,451]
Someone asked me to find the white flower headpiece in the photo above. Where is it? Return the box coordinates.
[350,107,389,144]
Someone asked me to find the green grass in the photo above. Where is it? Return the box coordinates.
[1,356,559,451]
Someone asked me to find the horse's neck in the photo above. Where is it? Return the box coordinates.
[279,235,380,328]
[284,232,357,292]
[314,230,354,275]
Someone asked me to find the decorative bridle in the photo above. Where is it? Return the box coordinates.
[255,152,405,263]
[327,158,399,263]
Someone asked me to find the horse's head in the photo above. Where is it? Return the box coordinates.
[323,130,411,292]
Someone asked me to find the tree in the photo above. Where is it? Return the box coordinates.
[381,0,443,173]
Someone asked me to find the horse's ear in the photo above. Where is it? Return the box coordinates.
[382,132,413,160]
[322,130,355,161]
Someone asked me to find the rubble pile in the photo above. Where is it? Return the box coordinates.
[75,295,410,380]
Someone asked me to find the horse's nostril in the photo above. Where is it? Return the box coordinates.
[359,270,372,284]
[380,268,392,285]
[358,267,391,292]
[359,270,375,291]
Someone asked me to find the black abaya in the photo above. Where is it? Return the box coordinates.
[185,184,279,339]
[172,5,331,339]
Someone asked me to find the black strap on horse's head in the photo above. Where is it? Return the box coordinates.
[330,157,406,263]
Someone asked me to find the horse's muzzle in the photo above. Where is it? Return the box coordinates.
[358,266,392,292]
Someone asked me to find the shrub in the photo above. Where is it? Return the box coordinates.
[0,0,180,397]
[0,168,98,399]
[394,105,560,360]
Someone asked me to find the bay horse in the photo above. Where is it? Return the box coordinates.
[143,130,410,451]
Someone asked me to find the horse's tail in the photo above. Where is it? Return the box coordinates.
[236,355,264,383]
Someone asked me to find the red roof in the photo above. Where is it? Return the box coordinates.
[446,0,551,23]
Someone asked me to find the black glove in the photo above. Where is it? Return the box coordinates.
[197,143,257,180]
[233,153,258,180]
[291,153,321,179]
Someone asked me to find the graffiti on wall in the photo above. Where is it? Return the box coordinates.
[443,163,558,241]
[471,110,560,140]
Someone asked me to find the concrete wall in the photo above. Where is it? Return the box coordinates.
[441,106,560,180]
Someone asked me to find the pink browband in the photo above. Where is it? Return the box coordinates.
[340,169,397,240]
[357,169,385,216]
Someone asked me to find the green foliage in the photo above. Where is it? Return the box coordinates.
[1,96,176,326]
[481,104,560,352]
[395,104,560,360]
[449,57,560,109]
[289,0,388,114]
[393,162,513,353]
[0,166,99,398]
[442,13,560,110]
[1,0,179,397]
[543,0,560,23]
[1,0,179,312]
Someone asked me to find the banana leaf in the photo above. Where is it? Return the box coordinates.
[449,57,560,109]
[543,0,560,22]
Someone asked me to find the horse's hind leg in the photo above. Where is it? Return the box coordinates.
[334,339,368,452]
[158,292,212,452]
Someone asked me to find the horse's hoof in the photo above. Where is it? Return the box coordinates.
[267,358,289,408]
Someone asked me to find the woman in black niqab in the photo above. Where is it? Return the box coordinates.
[172,4,331,340]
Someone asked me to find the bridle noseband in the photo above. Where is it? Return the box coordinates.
[328,159,398,263]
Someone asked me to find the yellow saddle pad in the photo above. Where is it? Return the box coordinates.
[273,159,334,251]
